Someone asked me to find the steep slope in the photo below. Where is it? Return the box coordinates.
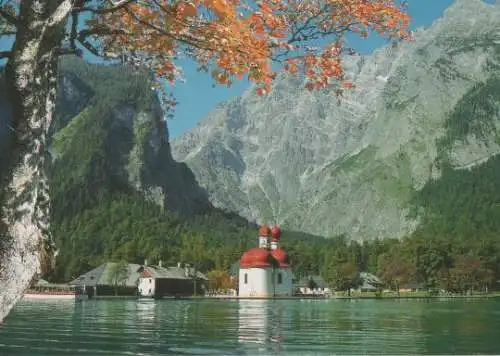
[51,57,212,217]
[172,0,500,240]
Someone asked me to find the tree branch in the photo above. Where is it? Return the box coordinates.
[76,38,102,57]
[0,50,11,59]
[122,6,219,52]
[77,27,127,40]
[0,6,18,27]
[69,11,78,51]
[72,0,135,14]
[0,30,16,36]
[57,47,82,56]
[47,0,73,27]
[75,37,120,60]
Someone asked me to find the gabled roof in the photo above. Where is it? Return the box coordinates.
[69,264,107,287]
[141,266,208,281]
[100,263,143,287]
[69,263,142,287]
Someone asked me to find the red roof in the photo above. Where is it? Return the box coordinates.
[240,248,275,268]
[271,225,281,240]
[258,224,270,236]
[271,248,290,268]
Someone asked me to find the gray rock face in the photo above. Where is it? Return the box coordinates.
[171,0,500,239]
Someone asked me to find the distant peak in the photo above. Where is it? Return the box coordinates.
[444,0,497,15]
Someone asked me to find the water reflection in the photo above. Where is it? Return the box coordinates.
[136,299,157,346]
[243,299,428,355]
[136,299,157,323]
[1,299,500,355]
[421,299,499,354]
[237,300,291,355]
[238,300,268,345]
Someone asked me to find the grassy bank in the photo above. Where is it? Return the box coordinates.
[330,291,500,299]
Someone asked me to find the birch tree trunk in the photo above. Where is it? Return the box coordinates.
[0,0,72,323]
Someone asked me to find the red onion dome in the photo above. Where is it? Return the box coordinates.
[240,248,275,268]
[271,248,290,268]
[271,225,281,240]
[258,224,270,236]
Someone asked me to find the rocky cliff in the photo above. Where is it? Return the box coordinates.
[2,57,211,218]
[54,57,214,216]
[171,0,500,240]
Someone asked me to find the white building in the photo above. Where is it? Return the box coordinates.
[238,224,293,298]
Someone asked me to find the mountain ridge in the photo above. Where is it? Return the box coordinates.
[171,0,500,239]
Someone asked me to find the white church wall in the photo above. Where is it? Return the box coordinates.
[239,267,293,297]
[239,268,274,297]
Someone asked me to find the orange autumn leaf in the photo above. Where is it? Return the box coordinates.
[95,0,410,96]
[179,2,198,18]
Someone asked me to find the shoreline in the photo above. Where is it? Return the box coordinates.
[168,295,500,300]
[87,294,500,301]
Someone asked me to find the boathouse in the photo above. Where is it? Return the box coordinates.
[69,262,142,297]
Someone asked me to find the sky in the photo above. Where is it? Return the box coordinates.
[0,0,460,138]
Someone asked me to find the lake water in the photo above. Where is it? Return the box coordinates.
[0,298,499,355]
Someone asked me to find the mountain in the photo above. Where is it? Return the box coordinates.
[1,58,333,281]
[2,58,211,216]
[171,0,500,240]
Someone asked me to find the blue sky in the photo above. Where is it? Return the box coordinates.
[1,0,459,137]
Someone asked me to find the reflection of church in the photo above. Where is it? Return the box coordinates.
[238,224,293,297]
[237,299,289,353]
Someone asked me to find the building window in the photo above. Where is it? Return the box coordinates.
[244,273,248,284]
[277,273,282,284]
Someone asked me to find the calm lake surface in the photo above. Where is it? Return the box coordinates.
[1,298,499,355]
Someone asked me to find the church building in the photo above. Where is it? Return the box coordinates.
[238,224,292,297]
